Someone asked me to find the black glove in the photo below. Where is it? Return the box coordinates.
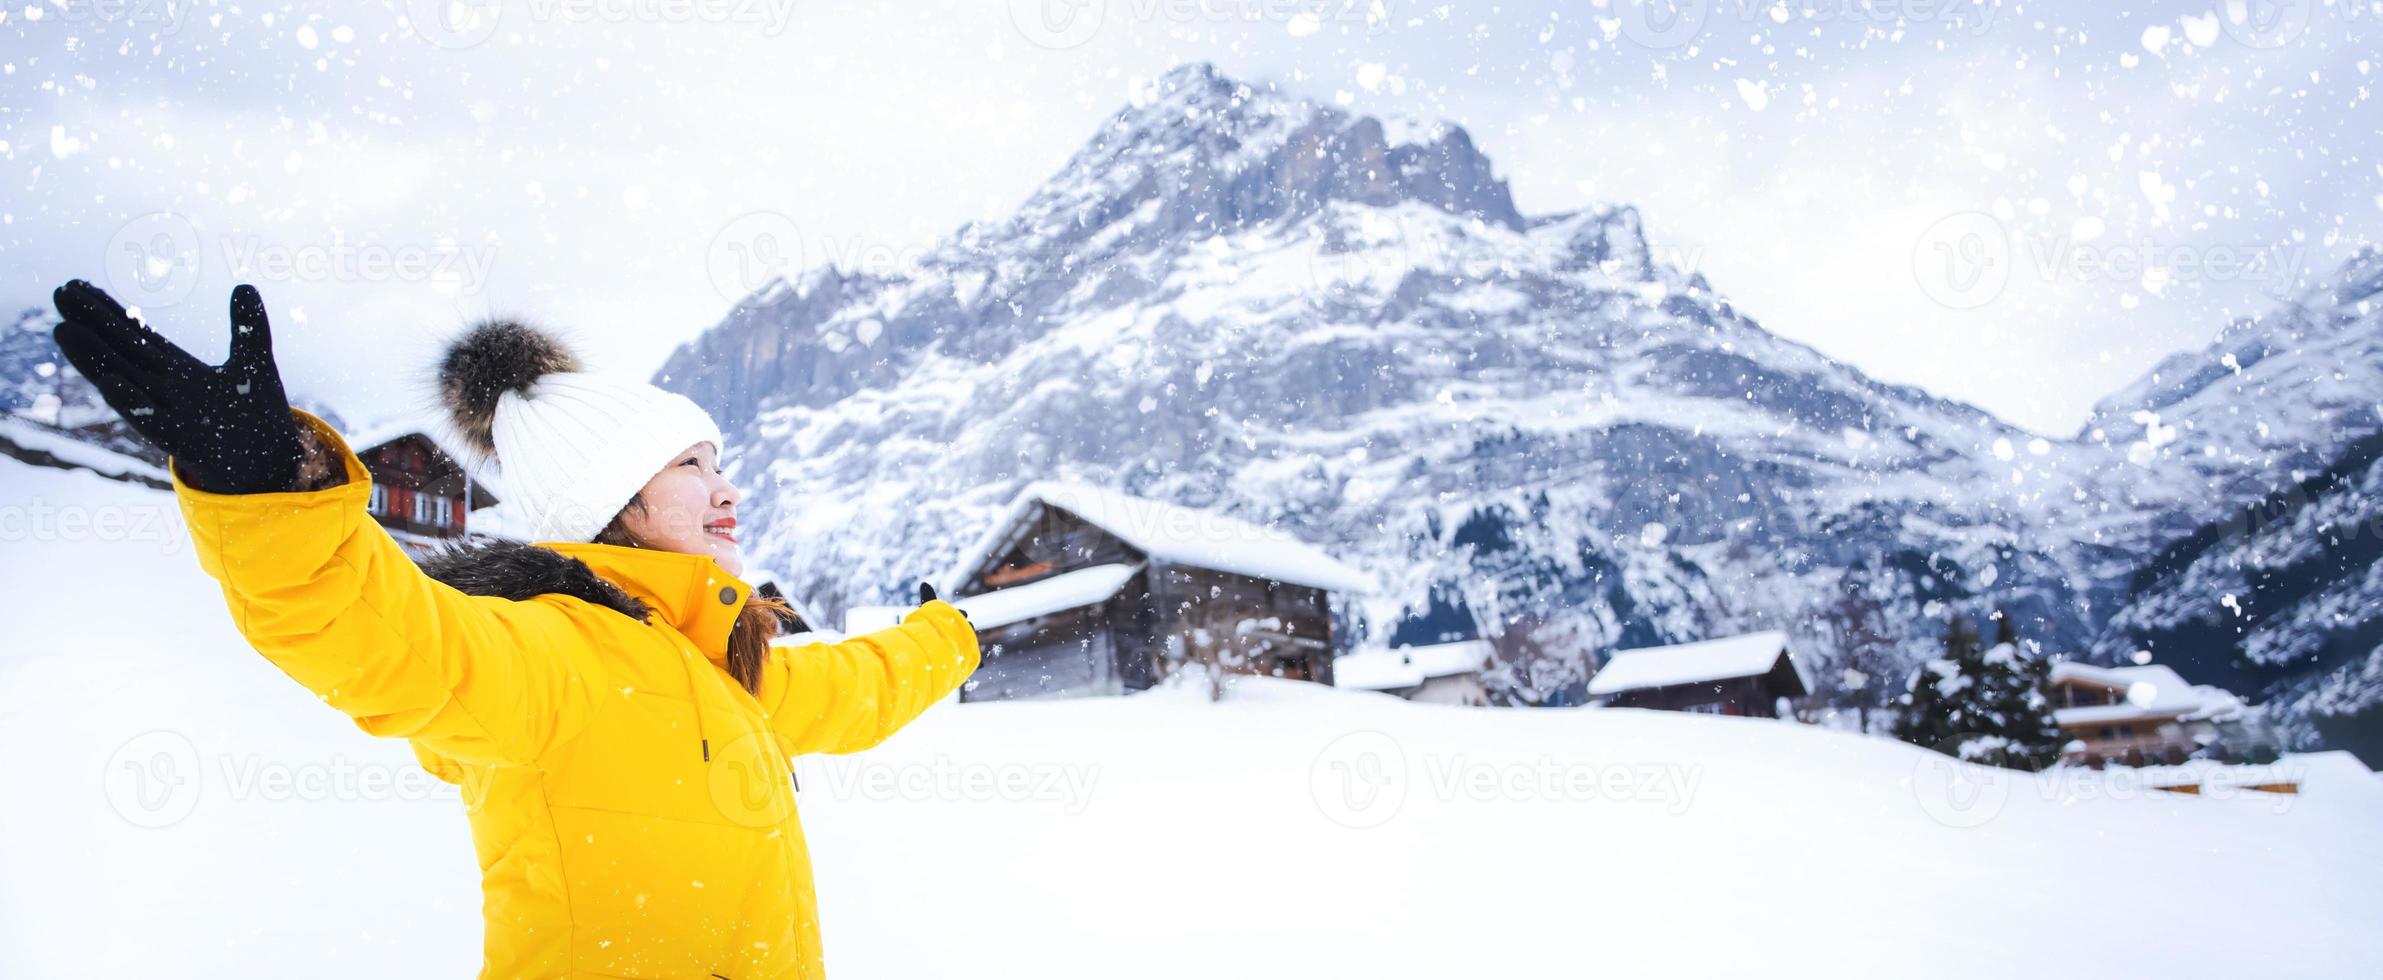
[50,280,303,494]
[918,582,970,622]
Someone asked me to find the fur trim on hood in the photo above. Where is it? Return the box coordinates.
[416,537,651,624]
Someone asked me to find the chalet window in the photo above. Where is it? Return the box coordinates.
[368,485,386,515]
[2065,687,2113,707]
[432,496,453,527]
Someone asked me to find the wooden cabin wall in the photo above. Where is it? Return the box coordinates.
[1148,564,1335,683]
[1606,675,1783,717]
[1106,571,1163,692]
[960,605,1116,703]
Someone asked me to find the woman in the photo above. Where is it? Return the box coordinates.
[49,280,980,979]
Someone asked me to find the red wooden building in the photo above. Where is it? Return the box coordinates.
[346,421,502,556]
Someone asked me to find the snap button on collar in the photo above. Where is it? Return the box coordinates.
[718,586,738,605]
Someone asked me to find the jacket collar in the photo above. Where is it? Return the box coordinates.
[540,542,752,664]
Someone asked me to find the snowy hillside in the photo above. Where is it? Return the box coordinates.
[2081,246,2383,552]
[658,63,2127,701]
[2095,428,2383,760]
[2,454,2379,977]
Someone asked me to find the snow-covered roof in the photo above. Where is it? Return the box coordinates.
[342,416,478,464]
[1334,639,1492,691]
[1587,630,1799,696]
[945,481,1375,595]
[336,415,504,502]
[2050,662,2245,726]
[953,563,1142,630]
[0,415,167,484]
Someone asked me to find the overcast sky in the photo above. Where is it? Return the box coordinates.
[2,0,2376,437]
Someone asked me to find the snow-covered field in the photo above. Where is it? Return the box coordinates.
[3,457,2378,978]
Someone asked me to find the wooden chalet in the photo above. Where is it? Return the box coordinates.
[939,482,1375,702]
[1587,630,1810,718]
[344,420,502,556]
[2047,661,2246,767]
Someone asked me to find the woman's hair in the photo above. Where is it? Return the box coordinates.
[595,492,790,695]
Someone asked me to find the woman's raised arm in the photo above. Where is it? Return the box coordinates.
[54,282,606,766]
[758,600,981,756]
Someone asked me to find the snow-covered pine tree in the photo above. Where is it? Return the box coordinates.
[1891,614,1975,751]
[1894,611,2063,771]
[1981,613,2063,771]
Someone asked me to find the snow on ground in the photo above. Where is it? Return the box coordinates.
[3,456,2379,977]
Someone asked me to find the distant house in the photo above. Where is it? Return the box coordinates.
[2048,662,2246,767]
[344,421,501,556]
[739,566,828,638]
[1334,639,1492,706]
[937,482,1374,701]
[1587,630,1810,718]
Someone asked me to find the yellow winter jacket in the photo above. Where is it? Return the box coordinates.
[171,408,980,978]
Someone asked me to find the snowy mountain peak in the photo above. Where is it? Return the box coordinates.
[1014,62,1523,249]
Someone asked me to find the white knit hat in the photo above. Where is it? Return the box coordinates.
[437,320,726,544]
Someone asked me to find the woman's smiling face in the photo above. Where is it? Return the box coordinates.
[617,440,744,577]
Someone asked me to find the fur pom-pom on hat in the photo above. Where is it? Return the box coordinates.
[430,317,725,543]
[437,319,583,460]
